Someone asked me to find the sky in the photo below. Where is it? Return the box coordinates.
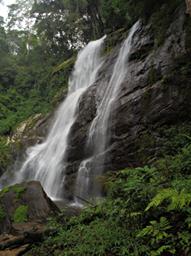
[0,0,16,19]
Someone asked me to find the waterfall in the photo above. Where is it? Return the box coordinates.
[13,35,106,200]
[74,21,140,204]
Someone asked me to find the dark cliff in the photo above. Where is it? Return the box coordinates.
[62,3,191,197]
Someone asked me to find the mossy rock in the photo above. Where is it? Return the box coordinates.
[12,185,26,199]
[0,184,26,199]
[13,205,28,223]
[11,113,44,142]
[0,181,59,234]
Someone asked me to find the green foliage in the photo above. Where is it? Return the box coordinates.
[49,220,129,256]
[0,6,72,137]
[136,123,191,164]
[146,188,191,211]
[0,186,10,198]
[12,185,26,199]
[0,136,12,174]
[13,205,28,223]
[28,131,191,256]
[137,217,175,256]
[0,184,26,199]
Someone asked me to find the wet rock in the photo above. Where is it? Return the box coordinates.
[9,113,52,152]
[62,5,191,196]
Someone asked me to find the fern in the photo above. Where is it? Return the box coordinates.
[129,211,142,218]
[137,217,174,256]
[137,217,171,238]
[145,188,191,211]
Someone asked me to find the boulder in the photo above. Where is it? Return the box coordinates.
[0,181,59,235]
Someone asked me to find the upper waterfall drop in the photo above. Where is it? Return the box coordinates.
[14,35,106,200]
[74,21,140,204]
[89,21,140,152]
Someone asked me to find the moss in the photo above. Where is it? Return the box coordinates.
[0,206,6,222]
[13,205,28,223]
[0,186,10,198]
[0,184,26,201]
[12,185,26,199]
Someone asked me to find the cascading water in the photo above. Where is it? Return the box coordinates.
[75,21,140,204]
[12,35,106,200]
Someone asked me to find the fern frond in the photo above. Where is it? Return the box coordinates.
[146,188,191,212]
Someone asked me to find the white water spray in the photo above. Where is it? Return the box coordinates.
[14,35,106,199]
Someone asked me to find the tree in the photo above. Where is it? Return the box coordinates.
[186,0,191,15]
[7,0,35,30]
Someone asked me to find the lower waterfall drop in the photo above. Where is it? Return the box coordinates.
[13,35,106,200]
[74,21,140,204]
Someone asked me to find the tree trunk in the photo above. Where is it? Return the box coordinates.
[186,0,191,15]
[87,0,104,38]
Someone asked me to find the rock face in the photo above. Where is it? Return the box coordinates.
[0,181,59,235]
[62,4,191,198]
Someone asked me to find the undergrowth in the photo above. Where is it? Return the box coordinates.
[26,126,191,256]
